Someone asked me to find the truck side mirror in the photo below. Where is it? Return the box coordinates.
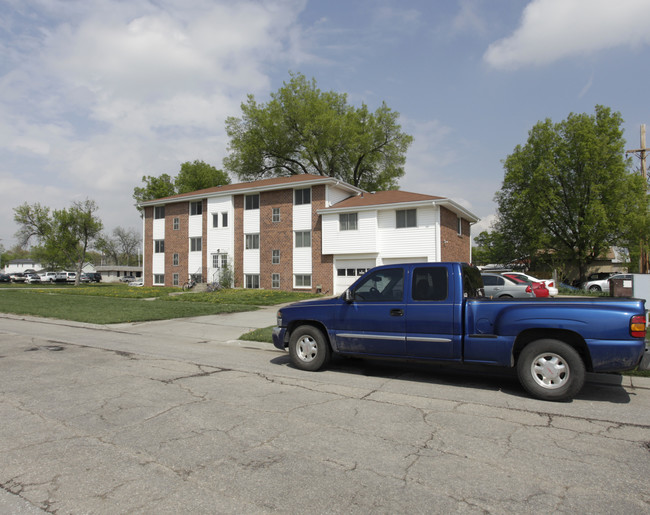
[344,289,354,303]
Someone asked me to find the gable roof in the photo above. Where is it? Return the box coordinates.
[321,190,480,223]
[138,174,362,206]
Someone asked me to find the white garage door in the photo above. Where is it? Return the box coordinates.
[334,259,376,294]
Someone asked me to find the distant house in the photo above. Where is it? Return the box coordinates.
[95,265,143,283]
[3,259,42,274]
[138,174,479,294]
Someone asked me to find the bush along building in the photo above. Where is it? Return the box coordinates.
[139,174,479,294]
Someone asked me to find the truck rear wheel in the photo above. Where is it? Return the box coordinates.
[289,325,330,371]
[517,339,585,401]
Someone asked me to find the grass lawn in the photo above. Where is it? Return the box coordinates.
[0,285,319,324]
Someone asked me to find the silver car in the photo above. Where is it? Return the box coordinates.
[481,273,535,298]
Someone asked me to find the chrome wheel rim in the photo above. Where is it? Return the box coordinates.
[296,335,318,362]
[530,352,569,389]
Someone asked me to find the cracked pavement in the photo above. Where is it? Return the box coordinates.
[0,311,649,514]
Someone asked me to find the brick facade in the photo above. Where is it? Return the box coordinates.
[440,206,472,263]
[140,175,477,291]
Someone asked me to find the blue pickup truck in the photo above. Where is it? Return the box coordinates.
[273,262,647,401]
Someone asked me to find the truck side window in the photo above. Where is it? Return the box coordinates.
[462,264,485,298]
[412,267,448,301]
[353,268,404,302]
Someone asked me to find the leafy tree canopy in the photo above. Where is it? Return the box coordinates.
[223,72,413,191]
[491,105,648,281]
[96,226,141,266]
[133,160,230,208]
[14,199,103,284]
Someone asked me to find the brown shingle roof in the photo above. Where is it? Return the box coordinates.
[326,190,445,209]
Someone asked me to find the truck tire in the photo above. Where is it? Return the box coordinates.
[289,325,331,371]
[517,339,586,401]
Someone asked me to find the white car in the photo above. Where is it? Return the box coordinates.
[583,273,631,293]
[128,279,144,287]
[504,272,559,297]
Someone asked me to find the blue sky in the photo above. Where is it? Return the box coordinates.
[2,0,650,249]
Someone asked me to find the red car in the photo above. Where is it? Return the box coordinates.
[503,273,550,298]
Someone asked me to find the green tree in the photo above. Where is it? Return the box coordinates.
[14,199,103,285]
[224,72,413,190]
[175,160,231,194]
[133,161,230,209]
[96,226,141,266]
[493,106,648,282]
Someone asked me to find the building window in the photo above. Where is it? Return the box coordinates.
[190,201,203,216]
[294,188,311,205]
[173,217,180,230]
[272,208,281,222]
[190,237,202,252]
[173,273,179,286]
[457,216,462,236]
[154,240,165,253]
[396,209,417,228]
[154,206,165,219]
[220,254,228,269]
[295,231,311,248]
[245,194,259,210]
[272,273,280,289]
[212,254,219,268]
[272,250,280,264]
[245,233,260,250]
[339,213,358,231]
[294,274,312,288]
[212,213,219,228]
[245,274,260,289]
[154,274,165,285]
[222,212,228,227]
[173,253,179,266]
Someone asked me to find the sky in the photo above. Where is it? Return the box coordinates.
[2,0,650,250]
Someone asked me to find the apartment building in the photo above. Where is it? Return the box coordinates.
[139,174,479,294]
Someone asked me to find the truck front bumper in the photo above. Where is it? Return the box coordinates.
[272,327,287,351]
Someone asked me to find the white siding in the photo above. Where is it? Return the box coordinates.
[376,206,438,261]
[243,205,260,275]
[188,212,202,237]
[327,185,355,207]
[152,253,164,275]
[293,203,311,230]
[153,218,165,239]
[321,211,377,255]
[207,197,234,282]
[293,247,312,274]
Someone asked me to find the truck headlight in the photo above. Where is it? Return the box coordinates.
[276,310,283,327]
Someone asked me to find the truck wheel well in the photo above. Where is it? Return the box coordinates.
[285,321,332,348]
[512,329,593,372]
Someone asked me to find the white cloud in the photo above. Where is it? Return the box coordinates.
[484,0,650,69]
[0,0,308,245]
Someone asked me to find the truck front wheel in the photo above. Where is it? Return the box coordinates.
[289,325,331,371]
[517,339,586,401]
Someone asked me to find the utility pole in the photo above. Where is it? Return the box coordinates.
[626,124,649,273]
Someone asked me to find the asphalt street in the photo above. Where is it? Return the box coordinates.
[0,309,649,514]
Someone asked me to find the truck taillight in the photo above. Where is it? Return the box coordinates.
[630,315,646,338]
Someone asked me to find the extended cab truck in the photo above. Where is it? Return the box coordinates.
[273,263,647,401]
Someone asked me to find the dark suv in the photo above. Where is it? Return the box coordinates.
[83,272,102,282]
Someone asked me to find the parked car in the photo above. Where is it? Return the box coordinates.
[582,272,617,292]
[40,272,57,283]
[584,273,633,294]
[0,273,11,282]
[63,272,76,283]
[83,272,102,283]
[120,275,136,283]
[10,273,26,283]
[481,273,535,298]
[502,273,549,298]
[53,272,68,283]
[25,273,42,284]
[128,279,144,287]
[79,273,91,283]
[503,272,558,297]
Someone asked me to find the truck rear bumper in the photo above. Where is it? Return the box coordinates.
[587,339,646,372]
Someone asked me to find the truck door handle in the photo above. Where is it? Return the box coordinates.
[390,309,404,317]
